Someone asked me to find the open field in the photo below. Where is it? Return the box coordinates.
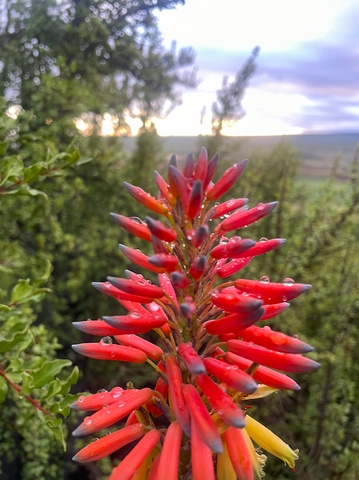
[121,133,359,180]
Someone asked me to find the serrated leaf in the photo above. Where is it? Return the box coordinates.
[32,359,72,389]
[0,376,8,403]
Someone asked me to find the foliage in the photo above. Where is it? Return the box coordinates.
[0,0,195,140]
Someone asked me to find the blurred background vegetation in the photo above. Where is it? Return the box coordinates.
[1,1,359,479]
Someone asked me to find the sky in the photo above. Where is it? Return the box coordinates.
[149,0,359,136]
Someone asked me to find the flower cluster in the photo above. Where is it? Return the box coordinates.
[71,148,319,480]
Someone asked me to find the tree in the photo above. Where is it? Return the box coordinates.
[0,0,194,141]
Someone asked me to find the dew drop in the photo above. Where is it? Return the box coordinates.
[78,395,85,403]
[282,295,288,302]
[130,312,141,318]
[292,334,299,339]
[100,336,113,345]
[130,217,143,224]
[91,437,99,442]
[226,199,236,207]
[259,237,268,242]
[283,277,294,285]
[84,417,93,425]
[220,236,229,244]
[257,203,265,211]
[97,388,108,393]
[260,276,270,284]
[110,351,116,358]
[126,382,134,389]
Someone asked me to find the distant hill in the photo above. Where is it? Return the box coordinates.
[121,133,359,180]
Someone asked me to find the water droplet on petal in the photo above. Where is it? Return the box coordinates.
[259,237,268,242]
[283,277,294,285]
[220,236,229,244]
[130,217,143,224]
[282,295,288,301]
[260,276,270,283]
[292,334,299,339]
[257,203,265,211]
[78,395,85,403]
[97,388,108,393]
[100,336,113,345]
[84,417,93,425]
[126,382,134,389]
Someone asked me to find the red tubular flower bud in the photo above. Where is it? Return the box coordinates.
[187,180,203,219]
[261,302,290,319]
[211,198,249,219]
[182,383,222,453]
[210,237,255,259]
[147,376,168,417]
[204,152,220,190]
[203,307,265,336]
[231,238,286,258]
[119,244,165,274]
[164,355,191,436]
[191,420,216,480]
[192,224,209,247]
[194,147,208,183]
[107,276,165,299]
[71,342,147,363]
[184,153,194,178]
[156,421,182,480]
[73,423,145,463]
[178,342,206,375]
[207,159,248,201]
[224,427,254,480]
[158,273,179,307]
[109,429,161,480]
[225,352,301,390]
[103,312,166,334]
[168,165,190,210]
[125,410,139,426]
[239,325,313,354]
[72,388,153,436]
[226,339,320,373]
[151,234,168,254]
[146,217,177,242]
[196,374,245,428]
[217,201,278,232]
[189,255,207,279]
[211,288,263,314]
[124,182,168,214]
[114,334,164,360]
[235,279,312,303]
[170,271,190,289]
[217,257,253,278]
[180,301,196,319]
[149,253,179,272]
[110,213,152,242]
[203,357,257,394]
[70,386,132,411]
[154,170,172,203]
[72,320,128,337]
[92,281,153,304]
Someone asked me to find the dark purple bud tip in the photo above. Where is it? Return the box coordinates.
[72,322,86,332]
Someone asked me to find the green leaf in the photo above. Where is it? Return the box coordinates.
[20,371,34,396]
[32,359,72,389]
[0,376,8,403]
[0,156,23,186]
[0,140,9,156]
[0,304,11,312]
[0,327,28,353]
[76,156,93,166]
[23,163,46,183]
[11,279,33,304]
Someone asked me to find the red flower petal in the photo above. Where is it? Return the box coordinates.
[72,320,128,337]
[194,147,208,183]
[103,312,166,334]
[70,387,134,411]
[92,281,153,303]
[203,357,257,394]
[224,427,254,480]
[107,276,165,298]
[146,217,177,242]
[178,343,206,375]
[217,201,278,233]
[191,420,216,480]
[226,339,320,373]
[182,383,222,453]
[154,170,173,203]
[187,180,203,219]
[211,198,249,219]
[207,160,248,201]
[124,182,168,214]
[71,342,147,363]
[72,423,145,463]
[158,273,179,307]
[261,302,290,319]
[225,352,301,390]
[217,257,253,278]
[189,255,207,279]
[164,355,191,436]
[231,238,286,258]
[110,213,151,242]
[210,238,255,259]
[114,334,163,360]
[235,279,312,303]
[203,307,265,335]
[211,289,263,314]
[196,374,245,428]
[72,388,153,436]
[109,429,161,480]
[192,224,209,247]
[239,325,313,354]
[156,421,182,480]
[119,244,165,273]
[148,253,179,272]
